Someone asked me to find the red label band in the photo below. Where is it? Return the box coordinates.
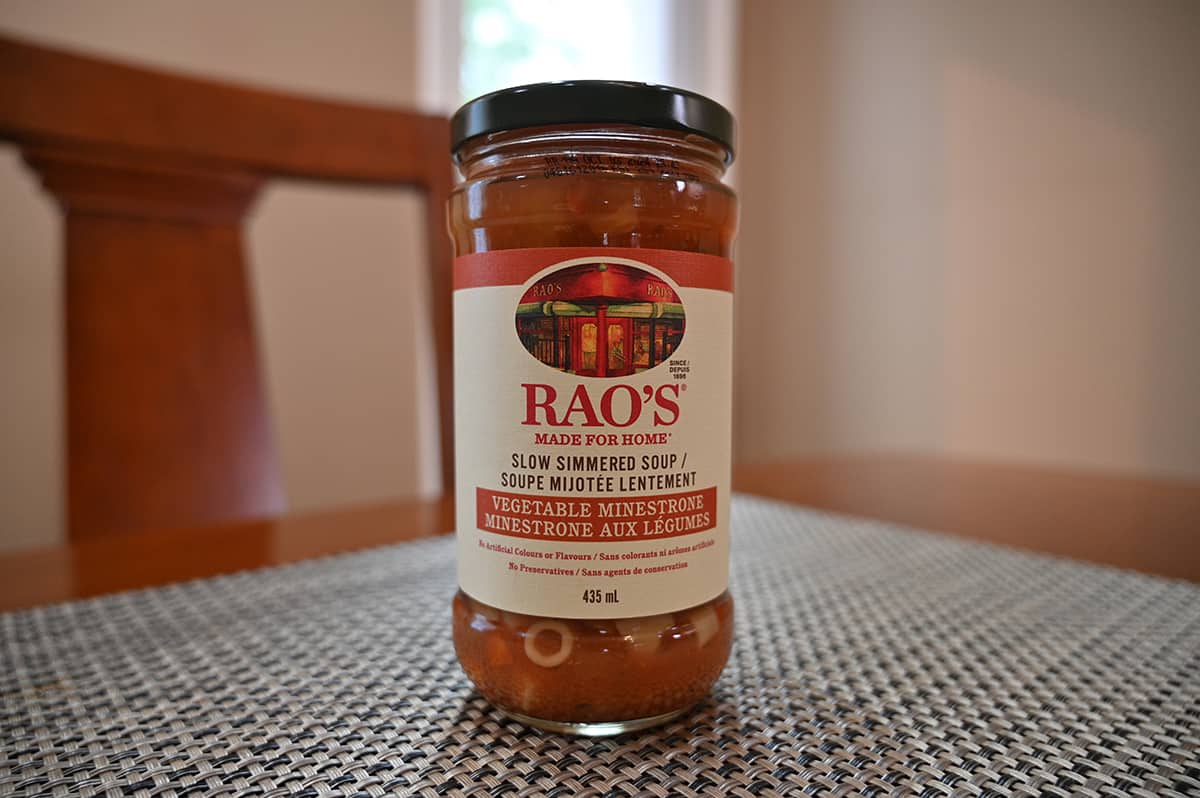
[476,486,718,542]
[455,247,733,292]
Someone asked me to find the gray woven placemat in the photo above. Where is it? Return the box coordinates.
[2,496,1198,798]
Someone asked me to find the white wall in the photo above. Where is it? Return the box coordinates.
[0,0,437,551]
[736,0,1200,477]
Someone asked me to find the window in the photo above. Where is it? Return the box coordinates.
[463,0,671,101]
[419,0,737,114]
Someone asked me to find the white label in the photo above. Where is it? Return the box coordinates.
[454,248,732,619]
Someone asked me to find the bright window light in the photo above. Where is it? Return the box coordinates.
[460,0,672,103]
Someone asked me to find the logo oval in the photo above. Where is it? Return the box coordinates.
[515,262,685,378]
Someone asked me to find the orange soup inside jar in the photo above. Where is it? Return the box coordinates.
[448,82,737,735]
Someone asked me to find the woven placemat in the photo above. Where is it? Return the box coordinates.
[2,496,1198,797]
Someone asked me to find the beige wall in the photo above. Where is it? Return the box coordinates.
[5,1,1199,552]
[0,0,436,552]
[735,0,1200,477]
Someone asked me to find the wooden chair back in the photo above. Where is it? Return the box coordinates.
[0,35,454,540]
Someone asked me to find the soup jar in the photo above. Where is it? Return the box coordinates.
[448,81,737,735]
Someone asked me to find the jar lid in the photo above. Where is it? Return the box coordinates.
[450,81,735,162]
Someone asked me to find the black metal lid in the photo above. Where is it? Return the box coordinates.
[450,81,735,162]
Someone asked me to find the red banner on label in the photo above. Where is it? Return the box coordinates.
[455,247,733,292]
[476,486,718,542]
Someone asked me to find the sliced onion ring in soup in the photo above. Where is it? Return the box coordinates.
[524,620,574,668]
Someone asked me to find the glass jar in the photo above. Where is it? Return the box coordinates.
[447,82,737,736]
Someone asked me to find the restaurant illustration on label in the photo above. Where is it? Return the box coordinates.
[514,262,685,378]
[453,246,732,622]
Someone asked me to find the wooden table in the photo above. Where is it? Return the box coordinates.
[2,456,1197,612]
